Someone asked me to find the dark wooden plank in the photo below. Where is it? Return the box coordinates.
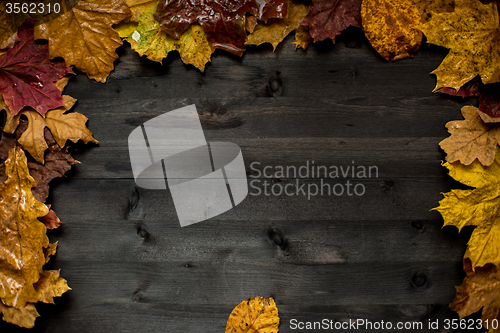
[48,178,458,222]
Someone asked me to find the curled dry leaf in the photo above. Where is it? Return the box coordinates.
[361,0,423,61]
[300,0,362,42]
[293,25,313,50]
[246,0,309,50]
[419,0,500,91]
[0,21,73,116]
[38,206,63,230]
[439,106,500,166]
[35,0,132,83]
[115,0,213,71]
[154,0,288,55]
[450,260,500,333]
[246,15,259,33]
[225,296,280,333]
[434,152,500,270]
[438,78,500,121]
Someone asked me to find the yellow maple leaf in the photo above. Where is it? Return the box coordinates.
[419,0,500,91]
[434,153,500,270]
[450,261,500,333]
[361,0,423,61]
[246,0,309,51]
[115,0,213,71]
[225,296,280,333]
[2,95,97,164]
[440,106,500,166]
[0,302,39,329]
[33,270,71,305]
[0,147,49,309]
[34,0,132,83]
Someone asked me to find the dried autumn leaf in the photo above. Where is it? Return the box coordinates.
[246,0,309,50]
[450,262,500,332]
[2,94,96,164]
[0,127,78,203]
[38,206,63,230]
[293,25,313,50]
[434,153,500,270]
[361,0,423,61]
[300,0,362,42]
[0,21,72,116]
[34,0,132,83]
[116,0,213,71]
[0,302,39,329]
[154,0,288,56]
[438,78,500,121]
[419,0,500,91]
[439,106,500,166]
[246,15,258,33]
[0,147,49,309]
[33,270,70,305]
[0,2,27,49]
[176,25,213,71]
[225,296,280,333]
[44,242,58,264]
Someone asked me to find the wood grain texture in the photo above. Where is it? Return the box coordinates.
[1,28,478,332]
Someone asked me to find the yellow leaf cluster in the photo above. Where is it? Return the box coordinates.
[35,0,132,82]
[246,0,310,51]
[435,153,500,270]
[0,148,70,328]
[0,78,97,164]
[115,0,213,71]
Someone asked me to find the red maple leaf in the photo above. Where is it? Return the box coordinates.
[154,0,287,56]
[300,0,362,42]
[439,78,500,119]
[0,20,73,116]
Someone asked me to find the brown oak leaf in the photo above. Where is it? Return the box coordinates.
[154,0,288,56]
[0,20,73,116]
[300,0,362,42]
[34,0,132,83]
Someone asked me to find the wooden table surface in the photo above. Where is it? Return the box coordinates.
[1,28,478,332]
